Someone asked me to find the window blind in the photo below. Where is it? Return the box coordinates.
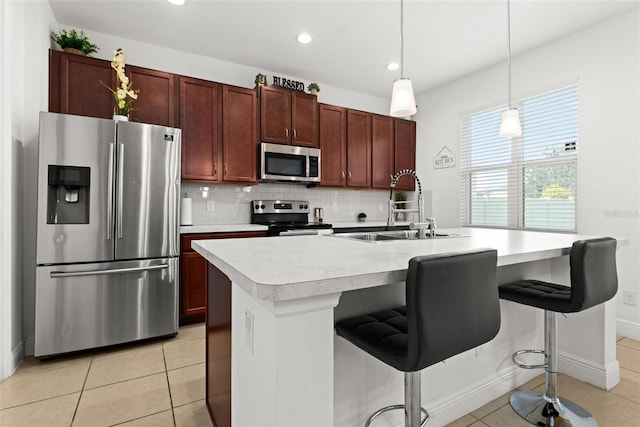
[460,86,578,232]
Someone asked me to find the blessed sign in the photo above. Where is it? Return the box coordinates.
[272,76,305,92]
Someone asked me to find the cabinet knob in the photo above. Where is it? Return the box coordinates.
[348,171,352,181]
[293,129,297,139]
[285,129,289,137]
[224,163,228,175]
[341,171,345,180]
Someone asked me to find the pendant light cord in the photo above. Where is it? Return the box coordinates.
[506,0,512,108]
[400,0,404,79]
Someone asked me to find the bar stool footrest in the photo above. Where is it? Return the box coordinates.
[512,349,547,369]
[509,390,597,427]
[364,404,429,427]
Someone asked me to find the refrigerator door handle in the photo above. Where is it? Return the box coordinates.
[50,264,169,278]
[107,143,115,240]
[116,142,124,239]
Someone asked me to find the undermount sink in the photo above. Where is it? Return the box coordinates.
[330,230,466,243]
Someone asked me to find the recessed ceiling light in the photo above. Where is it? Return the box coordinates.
[297,33,312,44]
[386,62,400,71]
[168,0,185,5]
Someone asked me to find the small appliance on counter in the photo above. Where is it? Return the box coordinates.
[251,200,332,236]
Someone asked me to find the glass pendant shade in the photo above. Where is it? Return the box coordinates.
[499,108,522,137]
[390,78,417,117]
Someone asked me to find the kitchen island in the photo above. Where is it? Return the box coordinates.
[193,228,623,427]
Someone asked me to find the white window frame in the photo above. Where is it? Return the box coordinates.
[460,85,578,232]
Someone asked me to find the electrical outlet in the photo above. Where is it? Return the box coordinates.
[244,309,254,354]
[206,200,215,212]
[623,290,637,306]
[332,203,338,212]
[378,203,383,211]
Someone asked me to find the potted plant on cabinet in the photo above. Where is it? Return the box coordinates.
[307,82,320,95]
[51,29,99,57]
[357,212,367,222]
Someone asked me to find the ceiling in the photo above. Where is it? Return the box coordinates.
[48,0,639,99]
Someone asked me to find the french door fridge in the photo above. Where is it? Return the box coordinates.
[35,112,181,357]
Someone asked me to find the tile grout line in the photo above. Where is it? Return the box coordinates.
[162,338,178,427]
[70,355,94,427]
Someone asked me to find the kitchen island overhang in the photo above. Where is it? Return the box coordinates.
[193,228,624,427]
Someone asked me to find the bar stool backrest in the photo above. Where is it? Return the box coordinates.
[570,237,618,312]
[405,249,500,372]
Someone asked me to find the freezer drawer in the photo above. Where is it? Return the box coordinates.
[35,258,178,357]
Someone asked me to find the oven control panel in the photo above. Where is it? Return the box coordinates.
[252,200,310,214]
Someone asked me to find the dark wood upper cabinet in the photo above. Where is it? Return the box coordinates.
[346,110,372,188]
[319,104,347,187]
[128,66,175,127]
[260,86,290,144]
[291,91,318,147]
[50,50,175,127]
[394,119,417,191]
[179,76,221,181]
[371,115,394,189]
[222,85,257,182]
[259,86,318,147]
[50,50,115,119]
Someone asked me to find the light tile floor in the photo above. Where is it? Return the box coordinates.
[0,326,638,426]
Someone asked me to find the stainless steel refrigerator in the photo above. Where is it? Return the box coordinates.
[35,112,181,357]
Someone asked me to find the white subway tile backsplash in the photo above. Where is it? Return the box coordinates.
[181,183,432,226]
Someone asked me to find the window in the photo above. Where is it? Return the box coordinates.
[460,86,578,232]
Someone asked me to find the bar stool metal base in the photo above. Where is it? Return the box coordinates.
[510,390,597,427]
[364,404,429,427]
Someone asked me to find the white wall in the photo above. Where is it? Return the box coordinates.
[1,0,56,379]
[414,8,640,338]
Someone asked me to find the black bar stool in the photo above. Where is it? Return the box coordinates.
[498,237,618,427]
[335,249,501,427]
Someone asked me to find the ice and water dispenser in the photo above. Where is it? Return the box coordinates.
[47,165,90,224]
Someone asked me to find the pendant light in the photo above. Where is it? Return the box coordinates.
[390,0,417,118]
[499,0,522,137]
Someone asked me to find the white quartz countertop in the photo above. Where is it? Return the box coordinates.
[180,224,268,234]
[193,228,618,301]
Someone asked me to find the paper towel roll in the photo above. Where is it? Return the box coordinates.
[180,198,192,226]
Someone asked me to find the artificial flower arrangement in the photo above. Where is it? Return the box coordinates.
[102,49,139,117]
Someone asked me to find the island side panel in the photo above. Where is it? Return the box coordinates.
[206,264,232,427]
[231,284,341,427]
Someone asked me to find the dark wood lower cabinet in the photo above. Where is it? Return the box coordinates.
[179,232,266,325]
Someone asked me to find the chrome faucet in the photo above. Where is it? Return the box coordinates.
[410,217,437,238]
[387,169,425,228]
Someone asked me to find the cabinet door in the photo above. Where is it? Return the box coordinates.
[291,92,318,147]
[394,119,417,191]
[180,252,208,324]
[128,66,175,127]
[50,50,115,119]
[346,110,372,188]
[179,77,221,181]
[260,86,291,144]
[319,104,346,187]
[223,86,257,182]
[371,115,394,189]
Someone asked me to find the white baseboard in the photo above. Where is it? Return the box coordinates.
[24,335,34,357]
[558,351,620,390]
[2,340,24,380]
[617,319,640,340]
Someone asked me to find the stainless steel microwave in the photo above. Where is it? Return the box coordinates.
[260,142,321,183]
